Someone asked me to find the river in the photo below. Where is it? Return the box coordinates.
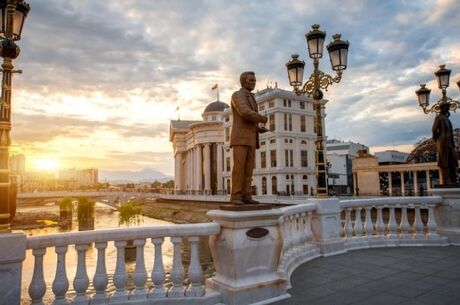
[19,201,214,305]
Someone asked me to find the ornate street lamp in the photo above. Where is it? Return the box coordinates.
[415,65,460,185]
[286,24,349,198]
[0,0,30,233]
[416,65,460,113]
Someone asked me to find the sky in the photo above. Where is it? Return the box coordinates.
[10,0,460,175]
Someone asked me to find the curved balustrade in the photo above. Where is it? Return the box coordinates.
[25,223,221,305]
[277,203,321,288]
[339,196,447,250]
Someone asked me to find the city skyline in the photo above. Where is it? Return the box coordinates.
[11,0,460,175]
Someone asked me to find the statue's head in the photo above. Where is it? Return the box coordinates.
[240,71,256,92]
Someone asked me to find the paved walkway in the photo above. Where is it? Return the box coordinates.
[274,247,460,305]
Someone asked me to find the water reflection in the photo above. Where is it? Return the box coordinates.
[19,201,214,305]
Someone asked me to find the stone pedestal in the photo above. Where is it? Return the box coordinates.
[207,209,288,305]
[430,188,460,245]
[311,198,346,256]
[0,232,26,305]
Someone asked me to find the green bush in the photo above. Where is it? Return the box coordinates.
[77,197,95,222]
[59,197,73,212]
[119,201,142,227]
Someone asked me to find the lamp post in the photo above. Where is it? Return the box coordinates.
[286,24,349,198]
[415,65,460,185]
[416,65,460,114]
[0,0,30,233]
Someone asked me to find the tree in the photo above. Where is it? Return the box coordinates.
[162,180,174,189]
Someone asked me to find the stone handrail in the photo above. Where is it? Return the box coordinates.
[25,223,221,305]
[339,196,446,250]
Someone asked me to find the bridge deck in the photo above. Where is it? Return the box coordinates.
[274,247,460,305]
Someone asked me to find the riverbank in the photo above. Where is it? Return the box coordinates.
[140,199,212,224]
[12,211,60,230]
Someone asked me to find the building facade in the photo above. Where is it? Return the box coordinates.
[325,139,369,195]
[170,86,322,196]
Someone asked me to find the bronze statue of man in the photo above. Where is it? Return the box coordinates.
[230,71,268,204]
[432,101,458,185]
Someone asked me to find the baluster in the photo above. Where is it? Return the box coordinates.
[150,238,166,297]
[354,207,363,237]
[186,236,204,297]
[92,241,108,304]
[168,237,185,297]
[375,206,385,237]
[73,244,90,305]
[399,206,410,239]
[387,206,398,238]
[413,205,425,240]
[293,214,301,252]
[29,248,47,305]
[131,239,148,299]
[111,240,128,302]
[364,206,374,237]
[299,212,307,245]
[426,204,440,239]
[345,208,354,238]
[305,212,313,242]
[52,246,69,305]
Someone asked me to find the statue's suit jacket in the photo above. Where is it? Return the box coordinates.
[230,88,266,149]
[432,113,458,168]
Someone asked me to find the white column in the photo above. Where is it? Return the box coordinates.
[174,154,181,191]
[400,172,405,196]
[204,143,211,193]
[196,144,203,193]
[414,171,418,195]
[426,170,431,191]
[216,143,223,193]
[191,148,195,193]
[388,172,393,196]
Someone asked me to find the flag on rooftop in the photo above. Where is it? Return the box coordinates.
[212,83,218,90]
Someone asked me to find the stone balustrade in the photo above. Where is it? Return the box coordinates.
[4,193,458,305]
[25,223,221,305]
[339,196,447,249]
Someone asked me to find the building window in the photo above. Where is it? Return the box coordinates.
[226,157,231,172]
[260,141,266,146]
[300,115,306,132]
[269,114,275,131]
[284,139,288,144]
[289,139,293,143]
[261,151,267,168]
[301,140,307,145]
[301,151,308,167]
[300,101,305,109]
[269,99,275,108]
[272,176,277,195]
[288,114,292,131]
[227,179,231,194]
[262,177,267,195]
[225,128,230,141]
[212,115,217,121]
[284,113,287,130]
[259,103,265,111]
[270,139,276,144]
[313,116,317,134]
[303,175,308,180]
[303,184,309,194]
[225,116,230,122]
[290,150,294,167]
[285,150,289,167]
[270,150,277,167]
[283,99,292,107]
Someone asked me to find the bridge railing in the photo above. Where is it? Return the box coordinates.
[25,223,221,305]
[339,196,445,249]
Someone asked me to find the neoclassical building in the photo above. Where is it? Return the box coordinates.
[170,86,322,196]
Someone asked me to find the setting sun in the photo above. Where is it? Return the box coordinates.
[34,158,60,171]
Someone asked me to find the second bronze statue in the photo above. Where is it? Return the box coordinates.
[229,71,269,205]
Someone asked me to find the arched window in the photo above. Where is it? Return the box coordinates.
[301,140,307,145]
[226,179,230,194]
[303,175,308,180]
[262,177,267,195]
[272,176,277,195]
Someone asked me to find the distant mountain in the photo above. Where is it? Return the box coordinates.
[99,168,172,183]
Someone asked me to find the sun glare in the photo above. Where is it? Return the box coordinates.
[34,158,60,171]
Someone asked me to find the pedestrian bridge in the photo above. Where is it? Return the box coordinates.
[4,188,460,305]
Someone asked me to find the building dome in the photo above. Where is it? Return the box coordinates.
[406,128,460,163]
[203,100,229,113]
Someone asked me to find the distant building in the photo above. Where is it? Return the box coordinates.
[10,154,26,192]
[326,139,369,195]
[170,86,321,196]
[58,168,99,187]
[374,150,409,165]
